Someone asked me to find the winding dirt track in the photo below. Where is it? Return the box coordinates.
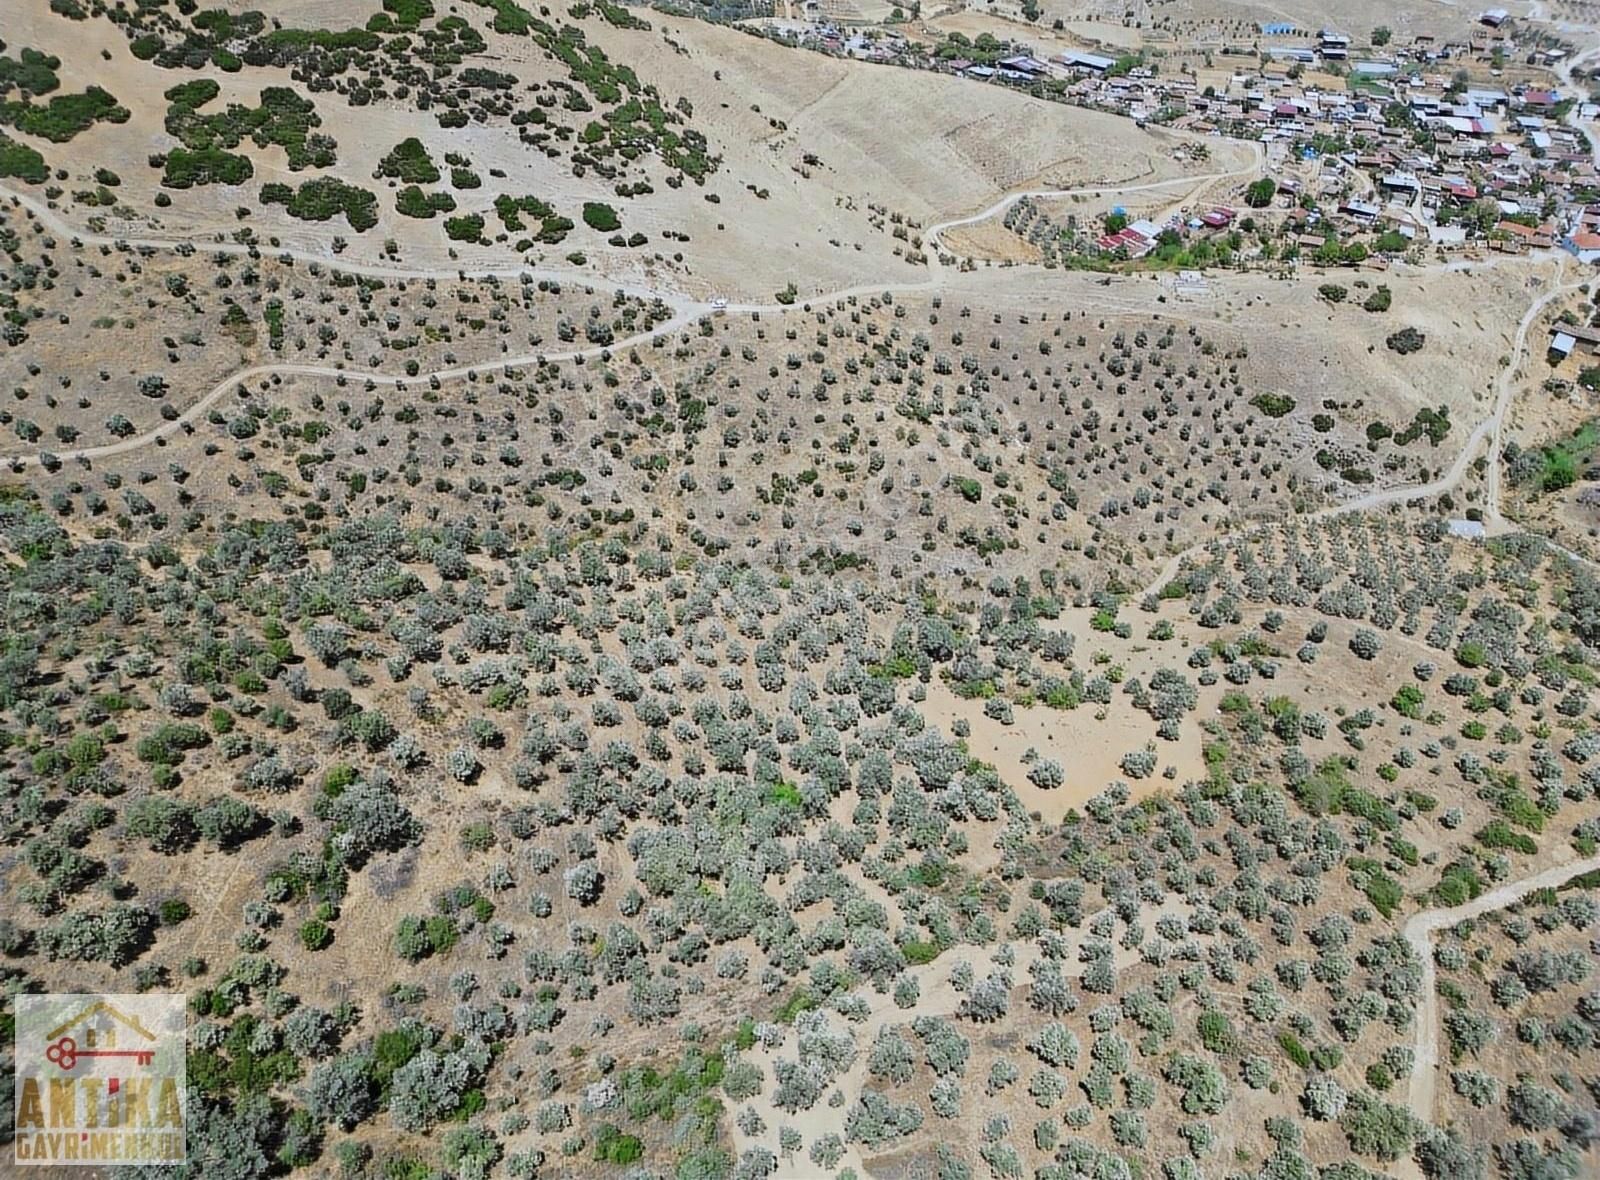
[1136,260,1587,599]
[0,149,1265,469]
[6,136,1592,594]
[1404,855,1600,1140]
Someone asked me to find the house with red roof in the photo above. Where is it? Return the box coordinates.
[1565,230,1600,264]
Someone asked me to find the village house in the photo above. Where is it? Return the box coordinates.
[1318,29,1350,61]
[1564,231,1600,264]
[1492,220,1555,251]
[771,8,1597,268]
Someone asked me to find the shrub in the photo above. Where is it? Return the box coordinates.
[0,130,47,182]
[388,1045,483,1131]
[592,1124,643,1165]
[1027,1023,1080,1069]
[1244,178,1276,207]
[1443,1009,1495,1058]
[1475,820,1536,855]
[1349,629,1382,660]
[1386,327,1426,355]
[395,185,455,218]
[194,796,263,848]
[0,47,62,97]
[38,904,153,966]
[1348,858,1403,917]
[1278,1030,1312,1069]
[135,722,209,765]
[376,136,440,183]
[301,1053,378,1130]
[0,84,128,142]
[582,201,620,232]
[437,1128,501,1177]
[1196,1010,1235,1053]
[260,177,377,231]
[125,796,196,853]
[394,914,455,962]
[494,193,570,242]
[1302,1075,1347,1120]
[1391,684,1424,718]
[444,213,485,242]
[1164,1055,1227,1114]
[1251,393,1295,418]
[1505,1077,1567,1131]
[1340,1092,1413,1161]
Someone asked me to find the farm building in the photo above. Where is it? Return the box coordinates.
[1055,51,1115,74]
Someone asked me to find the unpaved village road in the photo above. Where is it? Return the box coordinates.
[1397,854,1600,1180]
[3,144,1592,603]
[0,150,1263,469]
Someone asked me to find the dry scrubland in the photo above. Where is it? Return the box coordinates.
[641,16,1232,220]
[6,220,1600,1180]
[5,203,1540,589]
[0,205,673,451]
[7,436,1600,1180]
[2,1,1600,1180]
[0,0,1233,301]
[1491,283,1600,565]
[1429,896,1600,1153]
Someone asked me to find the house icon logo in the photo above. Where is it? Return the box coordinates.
[42,1000,159,1073]
[13,993,187,1167]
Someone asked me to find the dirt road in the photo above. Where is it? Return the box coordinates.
[1135,260,1581,600]
[0,148,1268,470]
[1404,853,1600,1132]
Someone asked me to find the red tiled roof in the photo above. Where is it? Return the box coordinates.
[1097,227,1155,251]
[1496,220,1533,238]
